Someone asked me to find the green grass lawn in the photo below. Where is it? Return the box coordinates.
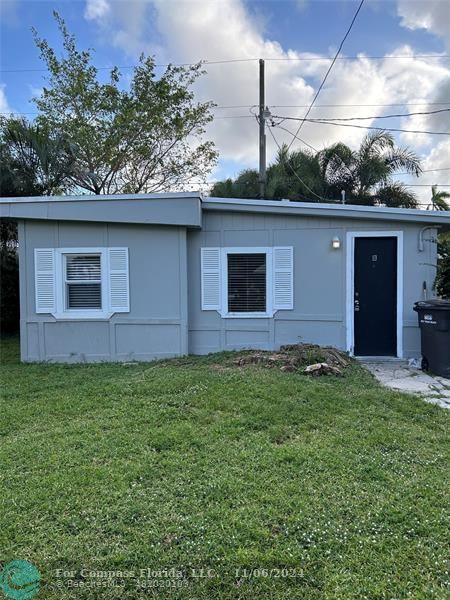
[0,336,449,599]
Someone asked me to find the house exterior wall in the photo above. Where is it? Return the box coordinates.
[187,210,437,358]
[18,220,188,362]
[17,208,438,363]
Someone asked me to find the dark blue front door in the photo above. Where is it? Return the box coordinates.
[354,237,397,356]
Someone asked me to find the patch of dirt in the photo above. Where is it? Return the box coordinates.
[232,343,350,376]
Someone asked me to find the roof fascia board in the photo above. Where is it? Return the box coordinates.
[202,197,450,227]
[0,192,202,204]
[0,194,202,228]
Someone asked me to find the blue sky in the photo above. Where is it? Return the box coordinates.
[1,0,449,201]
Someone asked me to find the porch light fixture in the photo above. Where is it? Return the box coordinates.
[332,236,341,250]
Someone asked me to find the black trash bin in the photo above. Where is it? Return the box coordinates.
[413,299,450,379]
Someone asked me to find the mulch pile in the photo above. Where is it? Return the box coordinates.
[233,343,350,376]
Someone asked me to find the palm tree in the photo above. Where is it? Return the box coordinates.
[0,116,75,197]
[428,185,450,211]
[0,117,76,335]
[210,144,326,201]
[318,131,421,207]
[210,131,421,208]
[265,144,325,201]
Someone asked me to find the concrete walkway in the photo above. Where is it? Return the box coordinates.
[360,360,450,409]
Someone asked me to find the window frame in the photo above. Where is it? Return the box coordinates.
[63,252,103,312]
[221,247,273,318]
[54,248,112,320]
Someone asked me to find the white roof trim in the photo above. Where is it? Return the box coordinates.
[0,192,202,204]
[203,196,440,217]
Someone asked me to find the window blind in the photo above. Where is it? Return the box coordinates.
[66,255,102,309]
[227,253,266,313]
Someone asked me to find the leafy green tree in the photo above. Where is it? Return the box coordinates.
[436,233,450,299]
[32,12,217,195]
[317,131,420,206]
[429,185,450,211]
[266,145,326,201]
[211,169,260,198]
[211,131,421,208]
[211,146,326,201]
[429,187,450,298]
[0,246,19,334]
[0,116,75,197]
[374,183,417,209]
[0,116,75,334]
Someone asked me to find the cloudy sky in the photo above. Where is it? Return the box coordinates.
[1,0,449,203]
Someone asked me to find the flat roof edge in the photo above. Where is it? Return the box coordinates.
[203,197,450,225]
[0,191,202,204]
[0,194,202,228]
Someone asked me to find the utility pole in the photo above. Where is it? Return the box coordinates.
[259,58,266,199]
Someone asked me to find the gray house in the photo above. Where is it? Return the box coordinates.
[1,193,449,362]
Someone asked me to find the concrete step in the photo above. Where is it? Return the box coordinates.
[355,356,408,366]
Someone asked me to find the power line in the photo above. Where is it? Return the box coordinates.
[3,102,450,117]
[398,167,450,174]
[268,102,450,109]
[4,102,450,115]
[1,52,449,74]
[309,120,450,136]
[287,0,366,151]
[0,58,259,74]
[264,54,450,62]
[213,115,253,119]
[272,123,450,174]
[274,116,450,136]
[292,108,450,122]
[0,110,254,120]
[269,122,319,152]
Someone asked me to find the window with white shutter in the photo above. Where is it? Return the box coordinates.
[200,246,294,317]
[34,246,130,319]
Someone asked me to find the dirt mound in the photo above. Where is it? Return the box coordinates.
[233,343,350,376]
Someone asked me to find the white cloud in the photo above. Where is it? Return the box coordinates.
[0,0,18,24]
[399,139,450,206]
[0,85,12,115]
[84,0,111,22]
[83,0,450,198]
[422,140,450,188]
[118,0,403,163]
[296,0,309,11]
[398,75,450,147]
[397,0,450,46]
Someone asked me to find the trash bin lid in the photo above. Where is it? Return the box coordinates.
[414,299,450,311]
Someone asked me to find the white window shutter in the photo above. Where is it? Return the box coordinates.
[108,248,130,312]
[273,247,293,310]
[201,248,221,310]
[35,248,56,313]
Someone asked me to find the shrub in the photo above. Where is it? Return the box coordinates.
[0,248,19,334]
